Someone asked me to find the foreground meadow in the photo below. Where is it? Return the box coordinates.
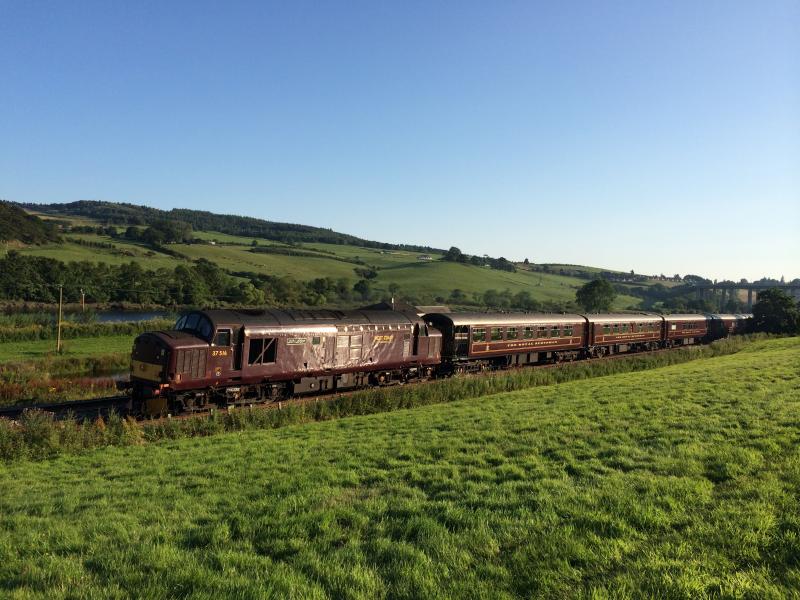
[0,338,798,598]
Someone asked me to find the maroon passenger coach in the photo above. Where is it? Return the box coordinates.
[424,312,588,369]
[585,313,663,357]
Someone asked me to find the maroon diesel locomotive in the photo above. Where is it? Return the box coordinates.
[131,308,441,415]
[129,308,750,415]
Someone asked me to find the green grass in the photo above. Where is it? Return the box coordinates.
[377,260,641,308]
[0,335,132,363]
[174,243,360,280]
[1,337,798,597]
[10,237,183,270]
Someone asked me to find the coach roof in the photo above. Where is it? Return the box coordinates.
[663,313,709,321]
[424,312,587,326]
[198,308,420,329]
[583,313,663,324]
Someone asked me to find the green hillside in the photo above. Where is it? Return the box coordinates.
[1,337,798,597]
[1,203,656,309]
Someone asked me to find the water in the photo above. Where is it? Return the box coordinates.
[64,310,174,323]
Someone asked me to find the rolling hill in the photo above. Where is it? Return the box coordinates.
[4,201,656,310]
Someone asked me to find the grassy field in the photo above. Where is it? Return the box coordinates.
[1,337,797,598]
[0,335,132,363]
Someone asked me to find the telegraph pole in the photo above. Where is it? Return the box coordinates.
[80,288,85,312]
[57,285,63,353]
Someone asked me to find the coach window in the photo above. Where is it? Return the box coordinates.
[564,325,573,337]
[523,326,534,339]
[312,336,321,345]
[214,329,231,346]
[613,324,619,334]
[248,338,276,365]
[603,324,611,335]
[507,327,518,340]
[491,327,503,341]
[472,328,486,342]
[621,324,629,333]
[537,326,549,338]
[551,326,560,338]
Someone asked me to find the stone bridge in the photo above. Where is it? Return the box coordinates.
[684,282,800,309]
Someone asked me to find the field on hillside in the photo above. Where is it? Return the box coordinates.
[1,337,798,598]
[3,219,643,308]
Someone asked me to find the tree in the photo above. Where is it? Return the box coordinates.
[443,246,464,262]
[576,278,616,312]
[449,288,466,303]
[353,279,372,301]
[752,288,800,334]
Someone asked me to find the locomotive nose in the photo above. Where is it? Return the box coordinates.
[131,333,168,383]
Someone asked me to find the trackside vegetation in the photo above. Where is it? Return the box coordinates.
[0,334,776,461]
[0,336,797,597]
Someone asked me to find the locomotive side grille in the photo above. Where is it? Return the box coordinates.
[176,349,207,380]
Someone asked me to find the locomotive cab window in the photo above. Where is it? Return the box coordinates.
[248,338,276,365]
[184,314,200,332]
[213,329,231,346]
[454,326,469,340]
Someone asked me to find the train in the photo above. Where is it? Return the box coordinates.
[128,308,751,416]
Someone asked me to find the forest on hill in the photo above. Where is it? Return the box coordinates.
[21,200,441,253]
[0,201,61,245]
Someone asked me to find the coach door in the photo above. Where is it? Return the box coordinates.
[210,328,233,379]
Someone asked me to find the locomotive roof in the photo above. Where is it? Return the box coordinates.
[198,308,421,328]
[424,312,587,326]
[662,313,709,321]
[583,312,663,324]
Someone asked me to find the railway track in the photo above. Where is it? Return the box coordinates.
[0,345,702,423]
[0,395,131,421]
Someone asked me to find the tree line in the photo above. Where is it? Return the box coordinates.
[442,246,517,272]
[20,200,442,253]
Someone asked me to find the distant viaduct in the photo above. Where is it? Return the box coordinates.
[683,282,800,309]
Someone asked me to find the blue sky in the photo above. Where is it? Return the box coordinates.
[1,1,798,281]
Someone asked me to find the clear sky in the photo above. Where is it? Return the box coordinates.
[1,1,798,281]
